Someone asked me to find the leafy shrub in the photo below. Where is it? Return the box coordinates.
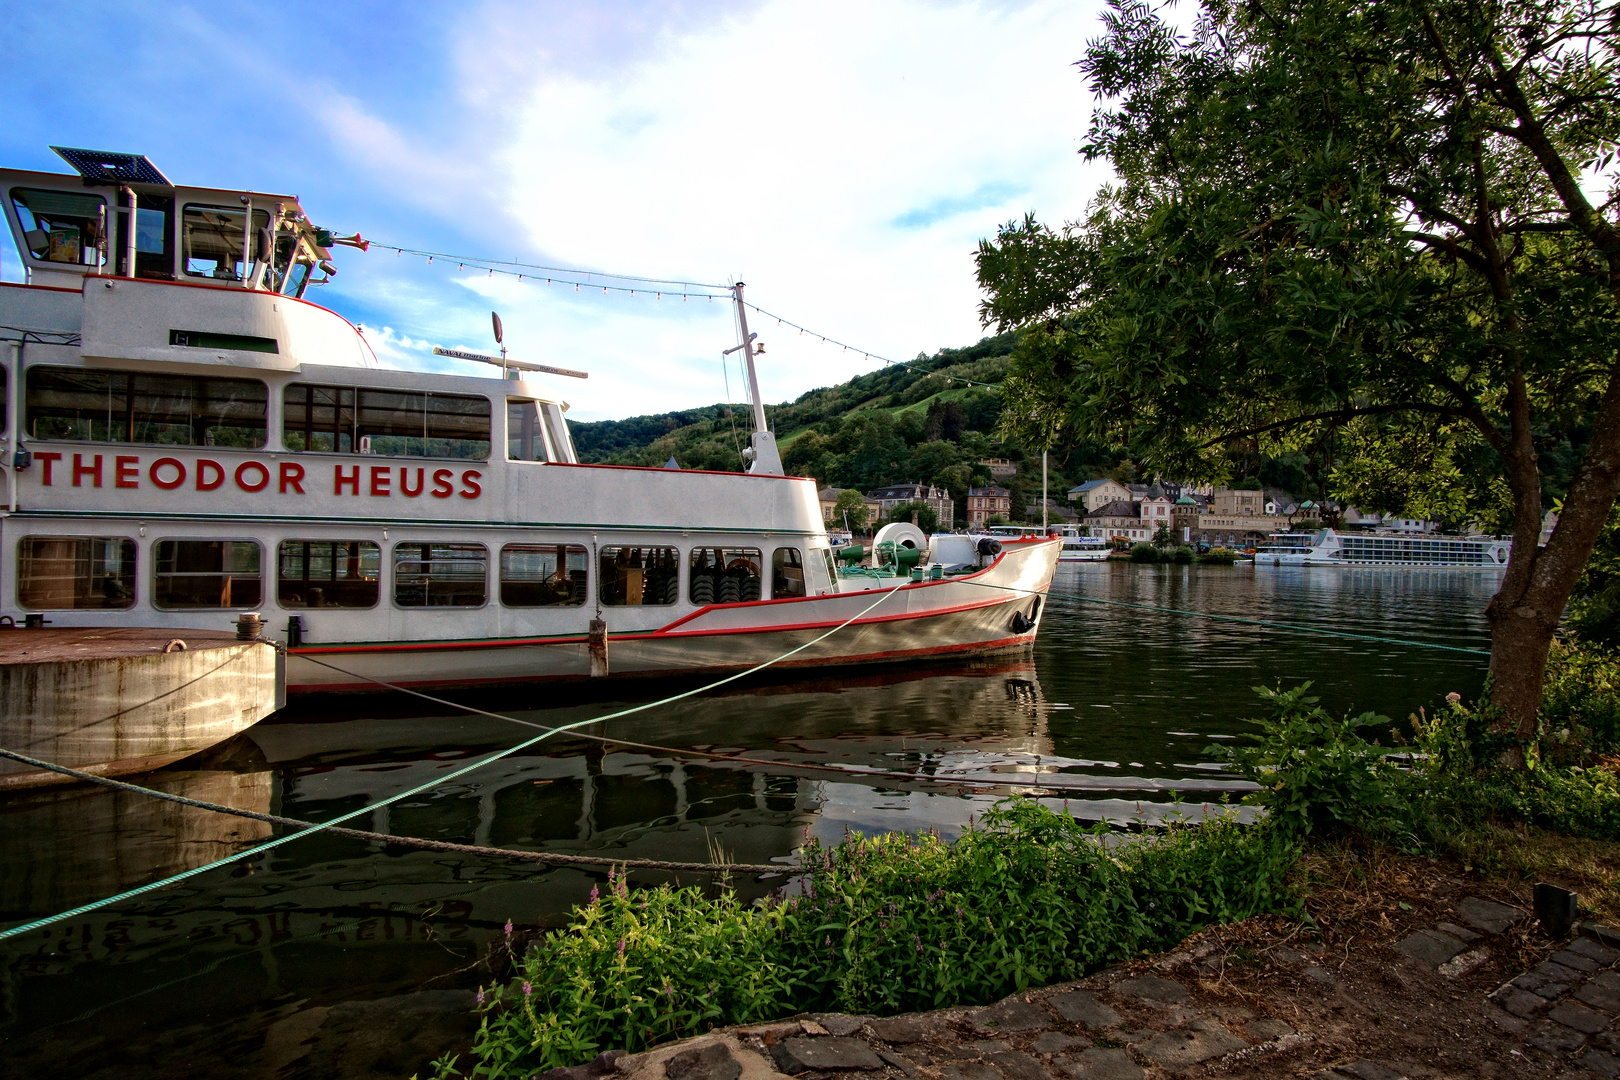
[466,802,1298,1074]
[1211,683,1396,838]
[1199,547,1239,564]
[1170,545,1195,564]
[1540,641,1620,755]
[1130,543,1160,563]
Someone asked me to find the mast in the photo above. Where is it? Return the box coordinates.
[729,282,783,475]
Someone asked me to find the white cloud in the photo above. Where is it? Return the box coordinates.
[304,1,1112,420]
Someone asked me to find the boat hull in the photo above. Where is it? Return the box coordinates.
[287,540,1059,692]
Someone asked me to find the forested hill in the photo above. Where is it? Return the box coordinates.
[568,333,1069,511]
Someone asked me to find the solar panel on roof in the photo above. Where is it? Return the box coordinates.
[49,146,171,186]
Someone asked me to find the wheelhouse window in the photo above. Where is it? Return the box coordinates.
[26,367,267,447]
[506,399,553,462]
[500,543,587,607]
[154,540,262,609]
[18,537,136,609]
[182,204,271,281]
[772,548,807,600]
[114,196,175,279]
[688,547,762,605]
[277,540,381,609]
[11,188,106,266]
[394,543,487,608]
[283,384,490,459]
[599,546,679,607]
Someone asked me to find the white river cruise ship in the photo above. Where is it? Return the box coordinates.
[1254,528,1511,569]
[0,148,1058,693]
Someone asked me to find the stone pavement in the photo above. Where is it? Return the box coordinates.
[555,908,1620,1080]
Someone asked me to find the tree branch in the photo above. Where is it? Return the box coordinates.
[1198,401,1463,447]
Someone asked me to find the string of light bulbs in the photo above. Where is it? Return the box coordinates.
[368,241,1003,389]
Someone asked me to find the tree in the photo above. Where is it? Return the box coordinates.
[887,501,940,534]
[1152,524,1174,549]
[977,0,1620,742]
[833,489,871,533]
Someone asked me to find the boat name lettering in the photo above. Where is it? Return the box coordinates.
[29,452,482,499]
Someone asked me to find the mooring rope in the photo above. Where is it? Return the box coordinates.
[0,579,913,942]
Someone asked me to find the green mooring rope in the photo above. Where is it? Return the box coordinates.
[0,579,912,943]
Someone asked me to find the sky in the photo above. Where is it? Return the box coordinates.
[0,1,1114,421]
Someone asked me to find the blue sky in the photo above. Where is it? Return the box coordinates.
[2,1,1112,421]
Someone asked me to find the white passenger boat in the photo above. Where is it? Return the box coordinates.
[1253,528,1510,569]
[1057,534,1110,562]
[0,148,1059,692]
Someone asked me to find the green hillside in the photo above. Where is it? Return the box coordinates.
[568,332,1110,523]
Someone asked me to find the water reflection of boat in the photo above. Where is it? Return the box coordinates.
[0,766,272,919]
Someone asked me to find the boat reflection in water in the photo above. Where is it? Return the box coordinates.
[5,661,1183,1080]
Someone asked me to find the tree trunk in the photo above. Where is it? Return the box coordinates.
[1486,360,1620,744]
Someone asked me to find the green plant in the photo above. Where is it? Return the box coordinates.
[467,802,1298,1075]
[1213,683,1395,838]
[1199,547,1239,564]
[1540,641,1620,755]
[1170,544,1195,564]
[1129,542,1159,563]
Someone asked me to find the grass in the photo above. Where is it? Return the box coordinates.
[458,801,1299,1077]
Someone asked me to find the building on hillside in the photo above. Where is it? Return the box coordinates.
[1067,478,1133,512]
[1188,511,1309,548]
[1210,486,1268,516]
[1170,493,1201,540]
[868,483,955,529]
[818,487,884,530]
[1035,498,1079,525]
[1085,499,1152,543]
[966,485,1012,527]
[1140,492,1175,534]
[978,458,1019,481]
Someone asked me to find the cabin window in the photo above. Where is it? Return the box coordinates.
[181,204,272,281]
[506,399,553,462]
[283,384,490,459]
[10,188,106,266]
[500,543,588,607]
[393,542,487,608]
[154,539,262,609]
[277,540,381,609]
[772,548,806,600]
[26,367,268,447]
[687,547,762,605]
[17,537,136,609]
[807,546,835,595]
[113,196,175,279]
[598,546,679,607]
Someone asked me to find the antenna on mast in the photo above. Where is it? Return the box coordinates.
[727,282,783,476]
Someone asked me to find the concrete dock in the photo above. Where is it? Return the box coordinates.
[0,626,282,789]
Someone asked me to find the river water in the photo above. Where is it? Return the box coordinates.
[0,563,1497,1078]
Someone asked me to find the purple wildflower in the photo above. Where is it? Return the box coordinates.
[504,919,513,939]
[476,987,485,1007]
[590,885,600,903]
[617,937,626,958]
[522,981,532,998]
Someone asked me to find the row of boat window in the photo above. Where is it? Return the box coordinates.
[14,538,820,612]
[3,367,564,461]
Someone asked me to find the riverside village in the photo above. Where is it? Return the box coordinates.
[2,4,1620,1080]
